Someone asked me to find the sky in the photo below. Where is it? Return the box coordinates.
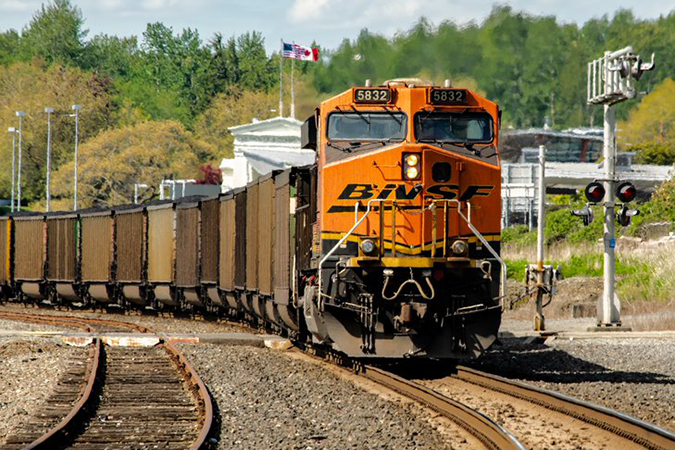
[1,0,675,53]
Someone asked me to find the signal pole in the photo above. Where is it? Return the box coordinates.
[587,47,654,328]
[602,104,618,325]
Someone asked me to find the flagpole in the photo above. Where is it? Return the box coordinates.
[291,52,296,119]
[279,39,284,118]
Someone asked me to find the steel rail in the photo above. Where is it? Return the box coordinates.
[455,366,675,450]
[22,337,101,450]
[361,365,528,450]
[0,310,213,450]
[163,340,214,450]
[0,311,103,450]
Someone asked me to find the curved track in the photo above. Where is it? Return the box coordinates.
[0,311,213,450]
[360,365,527,450]
[450,365,675,450]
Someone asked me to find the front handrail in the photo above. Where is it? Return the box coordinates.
[318,198,385,309]
[446,199,507,308]
[318,198,507,310]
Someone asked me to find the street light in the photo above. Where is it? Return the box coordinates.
[7,127,17,212]
[45,107,54,212]
[15,111,25,212]
[72,104,82,211]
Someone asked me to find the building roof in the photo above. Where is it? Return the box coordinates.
[228,116,303,137]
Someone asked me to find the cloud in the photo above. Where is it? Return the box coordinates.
[0,0,38,12]
[288,0,330,23]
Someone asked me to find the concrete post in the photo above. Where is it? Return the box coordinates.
[600,104,621,325]
[534,145,546,331]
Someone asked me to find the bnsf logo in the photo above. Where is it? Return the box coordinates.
[337,184,494,201]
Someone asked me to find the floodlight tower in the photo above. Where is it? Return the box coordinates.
[586,46,655,328]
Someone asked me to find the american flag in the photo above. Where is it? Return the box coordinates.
[282,42,319,62]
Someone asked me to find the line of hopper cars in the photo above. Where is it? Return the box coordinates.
[0,168,315,337]
[1,80,506,360]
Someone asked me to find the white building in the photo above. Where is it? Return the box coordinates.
[220,117,316,191]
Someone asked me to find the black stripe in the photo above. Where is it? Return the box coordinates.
[327,205,423,213]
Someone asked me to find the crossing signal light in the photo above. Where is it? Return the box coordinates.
[616,182,636,203]
[617,204,639,227]
[584,182,605,203]
[571,204,594,226]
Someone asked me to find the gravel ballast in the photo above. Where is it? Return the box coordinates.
[0,337,85,446]
[0,304,246,334]
[466,338,675,431]
[179,344,477,450]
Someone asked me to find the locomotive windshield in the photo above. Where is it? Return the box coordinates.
[327,112,407,141]
[415,112,493,144]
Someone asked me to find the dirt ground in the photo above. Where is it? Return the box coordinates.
[506,276,675,331]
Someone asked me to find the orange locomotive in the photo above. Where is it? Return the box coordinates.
[300,78,505,359]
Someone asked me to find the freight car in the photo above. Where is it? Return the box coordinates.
[0,79,506,361]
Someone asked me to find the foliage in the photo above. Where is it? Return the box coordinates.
[20,0,87,67]
[625,177,675,235]
[195,165,222,185]
[51,121,217,208]
[501,224,536,246]
[312,7,673,129]
[629,140,675,165]
[193,89,278,158]
[0,61,114,204]
[619,78,675,147]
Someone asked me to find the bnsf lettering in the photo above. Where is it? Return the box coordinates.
[337,184,375,200]
[459,185,494,201]
[336,184,493,202]
[426,184,460,199]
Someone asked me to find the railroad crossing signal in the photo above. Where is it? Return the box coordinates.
[571,204,594,226]
[572,181,639,227]
[584,182,605,203]
[616,181,639,227]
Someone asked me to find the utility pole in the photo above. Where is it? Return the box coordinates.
[45,107,54,212]
[586,46,655,328]
[7,127,17,213]
[15,111,25,212]
[72,105,82,210]
[534,145,547,331]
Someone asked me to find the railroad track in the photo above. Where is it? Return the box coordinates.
[0,311,213,450]
[443,365,675,450]
[360,365,527,450]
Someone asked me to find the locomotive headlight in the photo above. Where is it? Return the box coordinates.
[403,153,421,180]
[405,154,419,166]
[451,240,468,255]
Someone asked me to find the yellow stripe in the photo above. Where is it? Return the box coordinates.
[348,257,475,268]
[320,232,501,245]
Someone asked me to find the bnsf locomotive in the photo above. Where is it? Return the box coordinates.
[0,79,505,360]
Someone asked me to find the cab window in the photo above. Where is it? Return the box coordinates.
[327,112,407,141]
[415,112,493,143]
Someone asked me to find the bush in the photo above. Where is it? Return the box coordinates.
[630,141,675,165]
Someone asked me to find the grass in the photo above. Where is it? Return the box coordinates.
[504,238,675,304]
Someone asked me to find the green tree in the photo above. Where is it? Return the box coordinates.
[0,62,115,206]
[619,78,675,146]
[194,89,278,158]
[20,0,87,66]
[0,30,20,66]
[51,120,217,208]
[236,32,275,91]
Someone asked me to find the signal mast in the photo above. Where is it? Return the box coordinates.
[582,46,655,329]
